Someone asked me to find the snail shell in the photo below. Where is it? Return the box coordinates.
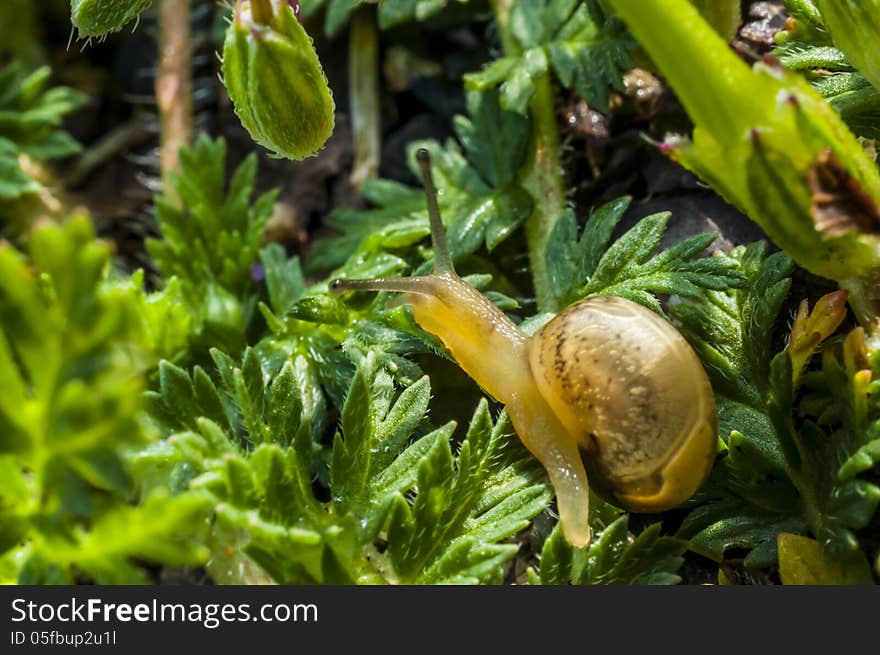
[331,148,718,546]
[529,295,717,512]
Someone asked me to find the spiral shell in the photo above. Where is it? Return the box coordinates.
[528,295,717,511]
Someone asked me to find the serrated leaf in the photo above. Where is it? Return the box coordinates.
[533,517,686,585]
[146,136,278,345]
[548,201,746,313]
[0,63,85,202]
[466,1,636,113]
[306,90,532,273]
[155,349,551,584]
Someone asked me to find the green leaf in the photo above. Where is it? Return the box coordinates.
[675,243,794,406]
[533,517,686,585]
[608,0,880,301]
[306,90,532,273]
[466,0,636,113]
[71,0,153,37]
[0,62,85,202]
[0,215,209,583]
[146,136,278,348]
[778,533,874,585]
[260,243,306,315]
[548,199,745,313]
[152,349,552,584]
[675,244,880,571]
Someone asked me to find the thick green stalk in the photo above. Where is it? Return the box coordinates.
[349,6,381,190]
[689,0,741,42]
[611,0,757,139]
[491,0,565,313]
[608,0,880,321]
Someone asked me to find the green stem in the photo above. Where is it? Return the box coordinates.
[349,6,381,190]
[689,0,742,42]
[492,0,517,54]
[608,0,758,140]
[522,77,566,313]
[491,0,565,313]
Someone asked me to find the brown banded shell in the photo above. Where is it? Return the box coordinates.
[528,295,717,511]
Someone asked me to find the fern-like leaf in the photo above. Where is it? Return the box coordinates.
[545,196,746,313]
[530,514,686,585]
[0,62,86,201]
[0,215,210,584]
[141,350,552,584]
[307,90,532,273]
[466,0,636,113]
[146,135,278,352]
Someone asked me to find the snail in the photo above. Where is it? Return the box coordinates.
[331,149,718,547]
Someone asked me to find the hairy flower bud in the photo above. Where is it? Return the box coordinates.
[222,0,335,160]
[70,0,152,37]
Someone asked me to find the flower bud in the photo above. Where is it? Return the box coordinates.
[222,0,335,160]
[70,0,153,37]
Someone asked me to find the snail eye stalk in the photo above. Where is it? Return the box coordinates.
[330,148,456,295]
[415,148,455,275]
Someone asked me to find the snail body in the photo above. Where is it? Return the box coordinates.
[332,150,718,547]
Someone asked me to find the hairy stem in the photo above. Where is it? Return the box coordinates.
[349,5,381,190]
[491,0,565,313]
[522,76,566,313]
[156,0,193,206]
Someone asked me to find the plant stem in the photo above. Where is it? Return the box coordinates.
[522,77,566,313]
[608,0,758,142]
[156,0,193,207]
[491,0,565,313]
[349,6,381,190]
[492,0,517,53]
[64,120,150,188]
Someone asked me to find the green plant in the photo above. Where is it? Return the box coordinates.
[673,244,880,579]
[689,0,740,41]
[139,351,552,583]
[9,0,880,587]
[544,195,745,313]
[466,0,636,113]
[774,1,880,141]
[0,216,209,584]
[530,500,688,585]
[813,0,880,92]
[146,135,277,353]
[299,0,468,36]
[0,63,85,202]
[608,0,880,321]
[308,90,533,272]
[70,0,154,37]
